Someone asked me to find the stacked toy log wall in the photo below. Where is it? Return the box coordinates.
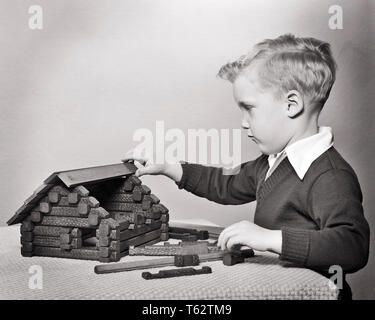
[19,175,169,262]
[94,175,170,262]
[20,184,108,261]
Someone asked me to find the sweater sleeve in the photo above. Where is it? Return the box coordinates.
[280,169,370,273]
[176,155,266,205]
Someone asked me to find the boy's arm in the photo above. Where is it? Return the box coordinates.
[176,155,266,205]
[280,169,370,273]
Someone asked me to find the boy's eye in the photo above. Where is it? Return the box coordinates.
[243,105,254,111]
[238,102,254,112]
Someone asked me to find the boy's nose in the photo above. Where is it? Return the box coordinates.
[241,118,249,130]
[241,119,253,136]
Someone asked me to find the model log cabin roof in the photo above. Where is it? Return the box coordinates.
[8,162,138,225]
[8,162,170,262]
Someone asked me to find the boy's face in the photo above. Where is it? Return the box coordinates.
[232,62,291,155]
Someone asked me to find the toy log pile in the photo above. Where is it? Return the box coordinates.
[95,229,255,279]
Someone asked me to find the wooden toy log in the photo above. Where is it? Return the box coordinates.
[90,207,110,219]
[134,185,151,195]
[40,216,95,228]
[141,200,152,210]
[72,238,82,248]
[21,242,33,252]
[103,193,134,203]
[168,222,224,238]
[87,197,99,208]
[105,176,142,194]
[67,193,80,204]
[60,233,72,244]
[49,207,81,217]
[168,226,209,240]
[161,214,169,223]
[34,246,100,261]
[48,192,61,204]
[32,226,85,238]
[98,236,111,247]
[114,221,162,241]
[144,194,160,204]
[129,242,209,256]
[99,246,113,258]
[110,211,145,224]
[98,250,121,263]
[21,247,34,257]
[94,251,227,274]
[78,203,90,216]
[31,211,43,223]
[71,228,82,238]
[21,220,34,232]
[98,219,129,237]
[145,218,153,225]
[94,249,254,274]
[32,236,61,247]
[101,237,162,261]
[160,232,169,241]
[54,196,98,208]
[132,186,151,202]
[123,179,134,192]
[119,229,162,252]
[57,197,72,206]
[129,175,142,186]
[136,236,161,248]
[223,249,255,266]
[104,202,139,212]
[88,210,100,227]
[49,185,70,196]
[155,203,168,214]
[73,186,90,197]
[144,208,161,219]
[142,266,212,280]
[21,231,34,242]
[169,232,197,240]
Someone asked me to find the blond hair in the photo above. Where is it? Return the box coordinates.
[218,34,337,107]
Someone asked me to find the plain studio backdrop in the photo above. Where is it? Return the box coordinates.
[0,0,374,299]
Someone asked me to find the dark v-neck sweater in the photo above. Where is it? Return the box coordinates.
[177,147,369,273]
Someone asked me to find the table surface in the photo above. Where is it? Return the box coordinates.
[0,223,339,300]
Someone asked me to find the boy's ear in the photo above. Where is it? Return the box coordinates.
[285,90,304,118]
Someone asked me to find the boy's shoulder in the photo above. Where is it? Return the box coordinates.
[305,146,362,196]
[310,146,357,176]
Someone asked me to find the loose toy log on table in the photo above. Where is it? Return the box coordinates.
[142,266,212,279]
[94,248,254,274]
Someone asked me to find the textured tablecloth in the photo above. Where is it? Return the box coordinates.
[0,225,338,300]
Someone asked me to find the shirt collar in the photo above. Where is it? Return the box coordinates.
[268,126,334,180]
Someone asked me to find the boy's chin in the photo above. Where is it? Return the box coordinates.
[256,143,273,156]
[249,138,277,155]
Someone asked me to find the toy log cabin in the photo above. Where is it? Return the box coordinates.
[7,163,169,263]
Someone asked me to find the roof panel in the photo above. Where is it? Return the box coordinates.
[57,162,137,187]
[7,162,138,225]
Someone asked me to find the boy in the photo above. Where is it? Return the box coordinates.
[123,34,369,298]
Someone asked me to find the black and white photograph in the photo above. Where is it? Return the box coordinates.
[0,0,374,308]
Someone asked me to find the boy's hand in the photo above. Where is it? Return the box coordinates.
[122,152,165,177]
[122,150,183,182]
[217,220,282,254]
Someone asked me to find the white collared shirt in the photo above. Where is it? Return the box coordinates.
[266,126,334,180]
